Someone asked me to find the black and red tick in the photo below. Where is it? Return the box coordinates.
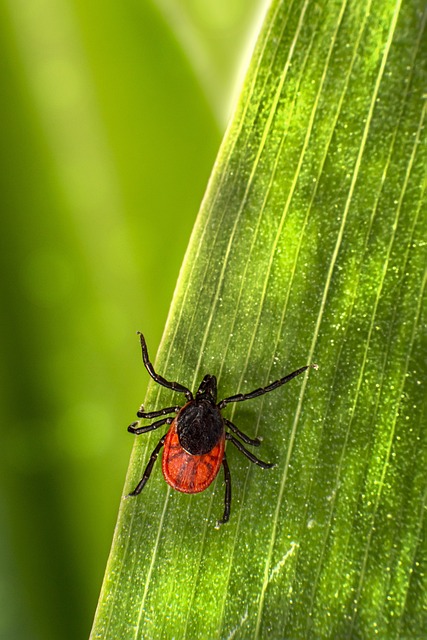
[128,332,317,527]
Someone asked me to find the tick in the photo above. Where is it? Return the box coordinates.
[128,332,316,527]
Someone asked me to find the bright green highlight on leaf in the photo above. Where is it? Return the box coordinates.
[91,0,427,637]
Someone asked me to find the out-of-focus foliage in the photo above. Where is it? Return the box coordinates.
[0,0,265,636]
[156,0,271,123]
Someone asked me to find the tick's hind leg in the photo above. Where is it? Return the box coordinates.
[127,434,166,496]
[215,454,231,528]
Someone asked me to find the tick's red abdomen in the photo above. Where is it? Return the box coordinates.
[162,420,225,493]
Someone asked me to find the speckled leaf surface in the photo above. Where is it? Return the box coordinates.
[91,0,427,637]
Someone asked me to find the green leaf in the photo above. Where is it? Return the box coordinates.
[91,0,427,637]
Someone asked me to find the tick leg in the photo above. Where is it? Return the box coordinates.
[218,364,316,409]
[137,405,181,419]
[226,433,274,469]
[127,434,166,496]
[223,418,261,446]
[128,416,174,435]
[215,454,231,528]
[138,332,193,400]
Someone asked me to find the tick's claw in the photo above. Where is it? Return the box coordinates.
[128,422,139,432]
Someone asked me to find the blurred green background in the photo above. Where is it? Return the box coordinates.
[0,0,268,637]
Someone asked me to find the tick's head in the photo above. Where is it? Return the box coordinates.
[196,374,217,403]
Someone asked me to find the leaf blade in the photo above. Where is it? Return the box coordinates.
[91,0,427,637]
